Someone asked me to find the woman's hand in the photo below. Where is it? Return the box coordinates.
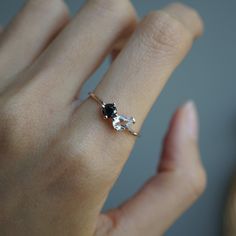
[0,0,206,235]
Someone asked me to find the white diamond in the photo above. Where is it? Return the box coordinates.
[112,115,135,131]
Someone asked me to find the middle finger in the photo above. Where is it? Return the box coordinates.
[17,0,137,108]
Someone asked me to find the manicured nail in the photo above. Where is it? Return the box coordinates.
[182,101,199,140]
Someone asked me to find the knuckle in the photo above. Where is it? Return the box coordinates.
[91,0,136,24]
[44,149,109,203]
[91,0,128,12]
[164,2,204,38]
[139,11,192,56]
[55,141,114,191]
[28,0,69,17]
[171,2,203,25]
[43,144,88,197]
[51,0,70,19]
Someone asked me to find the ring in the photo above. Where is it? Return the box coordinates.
[88,92,140,137]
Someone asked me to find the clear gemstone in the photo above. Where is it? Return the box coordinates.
[112,115,135,131]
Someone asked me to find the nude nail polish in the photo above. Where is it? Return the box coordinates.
[183,101,199,140]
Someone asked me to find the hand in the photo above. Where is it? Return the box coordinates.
[0,1,206,235]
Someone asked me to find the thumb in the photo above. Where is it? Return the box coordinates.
[98,101,206,236]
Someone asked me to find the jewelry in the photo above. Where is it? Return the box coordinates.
[88,92,139,137]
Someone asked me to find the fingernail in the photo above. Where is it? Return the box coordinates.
[182,101,199,140]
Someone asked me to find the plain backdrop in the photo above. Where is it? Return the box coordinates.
[0,1,235,236]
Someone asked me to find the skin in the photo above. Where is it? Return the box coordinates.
[0,0,207,235]
[224,175,236,236]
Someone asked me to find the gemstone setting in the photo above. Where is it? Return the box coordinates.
[89,91,139,136]
[102,103,117,119]
[112,115,135,131]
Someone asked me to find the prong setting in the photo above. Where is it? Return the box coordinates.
[132,117,136,124]
[89,92,139,137]
[102,103,117,119]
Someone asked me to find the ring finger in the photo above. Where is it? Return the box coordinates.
[66,3,204,191]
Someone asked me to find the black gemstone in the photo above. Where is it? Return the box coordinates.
[102,103,117,118]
